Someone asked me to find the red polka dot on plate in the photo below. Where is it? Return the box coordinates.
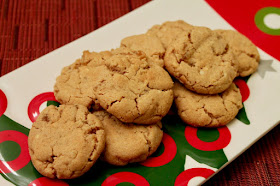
[234,79,250,102]
[0,89,8,117]
[28,92,57,122]
[175,168,215,186]
[185,126,231,151]
[28,177,69,186]
[102,172,149,186]
[0,130,30,173]
[140,133,177,167]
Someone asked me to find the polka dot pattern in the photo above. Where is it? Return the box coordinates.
[28,177,69,186]
[140,133,177,167]
[102,172,149,186]
[0,130,30,173]
[0,89,7,117]
[175,168,215,186]
[28,92,57,122]
[185,126,231,151]
[234,79,250,102]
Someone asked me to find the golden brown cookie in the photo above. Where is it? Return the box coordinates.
[28,105,105,179]
[121,34,165,67]
[215,29,260,77]
[86,47,174,124]
[54,50,111,109]
[164,26,238,94]
[173,81,243,127]
[147,20,193,49]
[93,110,163,166]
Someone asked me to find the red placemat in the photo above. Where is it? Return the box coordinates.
[0,0,279,185]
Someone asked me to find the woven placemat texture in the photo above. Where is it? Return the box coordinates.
[0,0,279,185]
[0,0,146,75]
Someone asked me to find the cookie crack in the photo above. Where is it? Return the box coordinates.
[139,89,149,97]
[58,107,63,120]
[212,43,229,56]
[103,62,130,78]
[228,99,243,110]
[146,83,171,91]
[51,151,57,163]
[88,126,101,135]
[202,105,218,121]
[79,56,95,67]
[204,113,227,127]
[135,64,148,78]
[178,72,196,87]
[48,146,56,163]
[236,48,258,60]
[107,96,125,109]
[42,146,57,178]
[134,97,140,115]
[152,51,165,60]
[88,138,97,162]
[218,93,229,112]
[69,170,75,179]
[221,44,229,56]
[32,125,40,130]
[48,163,57,178]
[204,120,215,127]
[138,129,152,155]
[77,68,83,95]
[179,35,196,65]
[192,30,212,51]
[200,84,214,89]
[188,33,193,45]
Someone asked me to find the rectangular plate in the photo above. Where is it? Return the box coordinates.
[0,0,279,185]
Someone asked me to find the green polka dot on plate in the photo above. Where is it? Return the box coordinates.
[255,7,280,35]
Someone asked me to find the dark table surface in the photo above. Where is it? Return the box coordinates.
[0,0,279,185]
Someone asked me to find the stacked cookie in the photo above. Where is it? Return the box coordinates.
[147,20,259,127]
[28,20,260,179]
[28,44,174,179]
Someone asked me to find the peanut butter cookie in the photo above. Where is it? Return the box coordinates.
[173,82,243,127]
[147,20,193,49]
[165,26,238,94]
[54,51,111,109]
[121,34,165,67]
[86,47,174,124]
[215,29,260,77]
[28,105,105,179]
[94,110,163,166]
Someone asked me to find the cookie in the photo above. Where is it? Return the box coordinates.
[164,26,238,94]
[121,34,165,67]
[173,81,243,127]
[215,29,260,77]
[85,47,174,124]
[54,50,111,109]
[147,20,193,49]
[28,105,105,179]
[94,110,163,166]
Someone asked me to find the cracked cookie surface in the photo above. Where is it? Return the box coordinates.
[54,50,111,109]
[93,110,163,166]
[28,105,105,179]
[147,20,193,49]
[215,29,260,77]
[165,26,238,94]
[173,82,243,127]
[121,34,165,67]
[86,47,174,124]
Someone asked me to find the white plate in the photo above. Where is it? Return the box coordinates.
[0,0,279,185]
